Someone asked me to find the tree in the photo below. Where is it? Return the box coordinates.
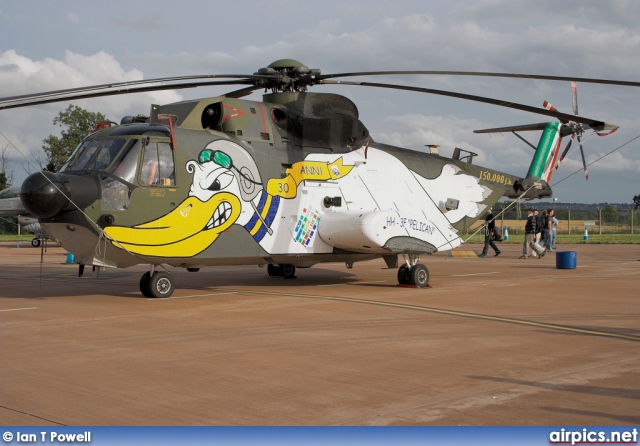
[601,205,619,224]
[634,194,640,210]
[42,105,107,172]
[1,143,13,189]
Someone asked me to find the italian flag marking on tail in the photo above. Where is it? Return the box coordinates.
[527,122,561,182]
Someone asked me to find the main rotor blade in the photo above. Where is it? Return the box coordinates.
[0,73,275,103]
[474,123,549,134]
[0,79,254,110]
[224,85,262,99]
[319,71,640,88]
[320,79,615,130]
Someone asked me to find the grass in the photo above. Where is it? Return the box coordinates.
[0,234,35,242]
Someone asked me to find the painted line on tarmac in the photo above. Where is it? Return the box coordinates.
[220,287,640,343]
[452,272,499,277]
[0,307,37,312]
[147,292,239,301]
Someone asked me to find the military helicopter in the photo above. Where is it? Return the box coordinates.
[0,59,634,297]
[0,186,50,246]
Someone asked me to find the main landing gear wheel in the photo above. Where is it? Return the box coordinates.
[281,264,296,278]
[31,238,41,247]
[397,265,411,285]
[267,264,296,278]
[140,271,174,298]
[409,264,429,288]
[397,254,430,288]
[267,264,281,277]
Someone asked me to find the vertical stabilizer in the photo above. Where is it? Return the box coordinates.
[525,122,562,184]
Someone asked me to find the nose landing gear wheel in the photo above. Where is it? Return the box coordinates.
[140,272,152,297]
[140,271,174,298]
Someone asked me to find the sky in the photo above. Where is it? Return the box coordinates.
[0,0,638,204]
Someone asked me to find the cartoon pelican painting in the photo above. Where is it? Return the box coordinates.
[105,139,488,259]
[104,140,353,257]
[187,140,280,244]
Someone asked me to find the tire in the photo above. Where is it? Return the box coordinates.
[409,264,429,288]
[281,264,296,278]
[267,264,283,277]
[31,238,41,247]
[397,265,411,285]
[148,271,174,298]
[139,271,152,297]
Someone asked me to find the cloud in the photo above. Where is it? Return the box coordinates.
[0,50,182,182]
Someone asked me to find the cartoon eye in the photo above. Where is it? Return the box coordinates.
[206,171,234,191]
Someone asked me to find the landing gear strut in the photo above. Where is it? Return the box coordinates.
[397,254,429,288]
[140,267,174,298]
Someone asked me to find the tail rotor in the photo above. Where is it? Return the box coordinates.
[576,134,588,180]
[474,80,619,184]
[546,81,589,179]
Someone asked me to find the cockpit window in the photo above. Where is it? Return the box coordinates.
[63,138,126,172]
[100,140,139,211]
[109,140,140,184]
[88,139,126,171]
[63,140,98,171]
[139,141,175,186]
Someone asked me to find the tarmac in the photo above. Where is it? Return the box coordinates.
[1,241,638,426]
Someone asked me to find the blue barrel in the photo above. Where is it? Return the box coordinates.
[556,251,577,269]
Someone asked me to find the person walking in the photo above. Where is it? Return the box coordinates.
[548,209,558,251]
[479,207,501,257]
[520,208,546,259]
[539,210,550,249]
[534,209,544,244]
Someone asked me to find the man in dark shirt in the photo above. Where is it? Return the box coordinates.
[479,207,501,257]
[520,208,546,259]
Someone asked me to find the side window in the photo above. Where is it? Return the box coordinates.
[111,140,140,184]
[139,141,175,186]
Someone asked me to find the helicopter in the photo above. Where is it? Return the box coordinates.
[0,59,634,297]
[0,186,50,246]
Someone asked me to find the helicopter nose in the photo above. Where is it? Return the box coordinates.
[20,171,100,218]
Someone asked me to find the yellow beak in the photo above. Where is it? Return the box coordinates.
[104,193,241,258]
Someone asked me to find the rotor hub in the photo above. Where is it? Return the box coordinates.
[254,60,321,93]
